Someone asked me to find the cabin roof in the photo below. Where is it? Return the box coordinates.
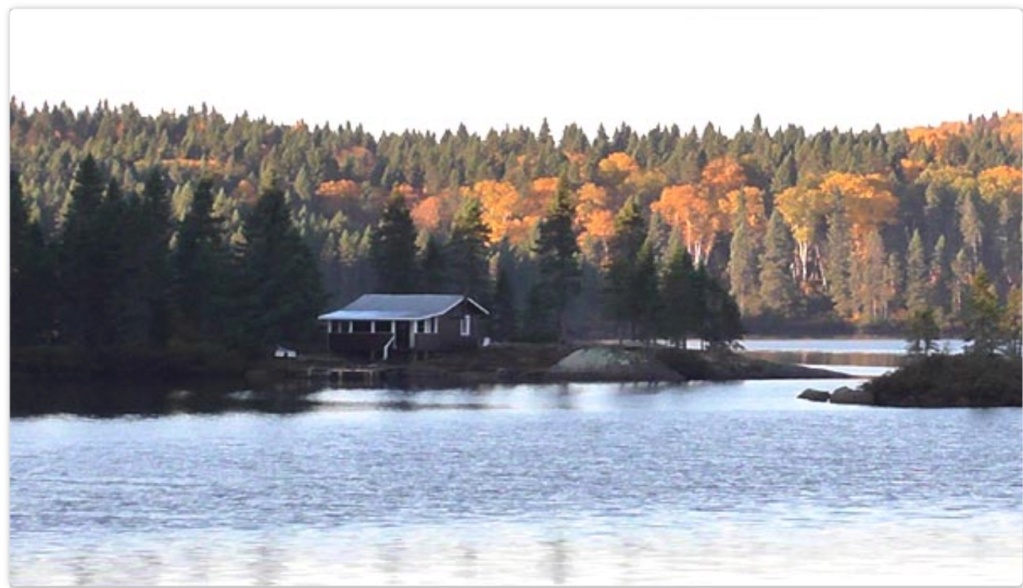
[317,294,489,321]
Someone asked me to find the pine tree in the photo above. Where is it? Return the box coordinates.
[824,197,853,319]
[369,192,419,293]
[58,154,108,348]
[234,185,326,351]
[658,243,699,348]
[957,190,983,268]
[172,177,229,343]
[963,269,1004,356]
[929,235,951,318]
[701,274,744,350]
[728,195,761,316]
[758,209,798,318]
[604,196,648,339]
[632,239,660,342]
[530,175,581,341]
[138,167,174,348]
[418,233,447,293]
[905,308,940,356]
[446,197,492,304]
[770,152,797,193]
[10,170,54,345]
[491,257,518,341]
[905,229,929,313]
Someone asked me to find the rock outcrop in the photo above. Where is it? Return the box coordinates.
[548,347,684,382]
[829,385,875,405]
[797,388,831,402]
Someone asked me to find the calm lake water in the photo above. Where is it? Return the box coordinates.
[8,341,1021,585]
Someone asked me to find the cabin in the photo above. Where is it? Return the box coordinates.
[318,294,490,360]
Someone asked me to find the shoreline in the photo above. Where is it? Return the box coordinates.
[11,343,855,388]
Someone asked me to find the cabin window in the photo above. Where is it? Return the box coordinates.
[351,321,372,333]
[460,315,471,336]
[418,318,435,334]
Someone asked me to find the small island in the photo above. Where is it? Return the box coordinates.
[797,290,1022,408]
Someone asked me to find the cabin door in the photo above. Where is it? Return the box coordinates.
[395,321,411,351]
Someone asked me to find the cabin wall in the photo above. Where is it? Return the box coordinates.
[414,306,485,351]
[328,332,394,355]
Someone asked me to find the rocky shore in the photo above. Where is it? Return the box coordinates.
[371,343,851,388]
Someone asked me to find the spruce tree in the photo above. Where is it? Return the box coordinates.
[632,239,660,342]
[905,229,929,312]
[699,267,744,350]
[963,269,1004,356]
[824,197,853,319]
[418,233,447,293]
[658,242,699,348]
[491,257,518,341]
[446,197,492,304]
[172,177,229,344]
[604,195,648,339]
[58,154,107,348]
[369,192,419,293]
[235,185,326,352]
[758,209,798,318]
[138,168,174,348]
[530,175,581,341]
[10,170,54,345]
[728,195,761,316]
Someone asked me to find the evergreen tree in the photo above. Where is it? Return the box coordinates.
[905,307,941,356]
[369,192,419,293]
[905,229,929,312]
[418,233,447,293]
[728,195,761,316]
[57,154,107,348]
[10,170,54,345]
[693,264,744,350]
[138,167,174,348]
[234,185,326,351]
[529,175,581,341]
[491,257,518,341]
[604,196,648,339]
[962,269,1004,356]
[446,197,492,304]
[929,235,951,317]
[172,177,229,343]
[758,209,798,317]
[632,239,660,342]
[770,151,797,193]
[824,197,853,318]
[658,243,699,348]
[958,190,983,267]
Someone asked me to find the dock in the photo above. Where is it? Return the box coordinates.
[303,364,395,385]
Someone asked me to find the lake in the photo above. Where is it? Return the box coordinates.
[8,341,1021,585]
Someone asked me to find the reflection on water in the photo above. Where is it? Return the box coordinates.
[12,513,1021,585]
[9,351,1021,585]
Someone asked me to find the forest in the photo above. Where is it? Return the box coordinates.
[9,99,1023,355]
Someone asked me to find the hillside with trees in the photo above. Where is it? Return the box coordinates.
[10,99,1022,358]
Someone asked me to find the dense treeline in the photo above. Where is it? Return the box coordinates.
[10,99,1023,348]
[10,159,325,356]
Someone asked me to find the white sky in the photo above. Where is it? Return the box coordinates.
[7,7,1023,137]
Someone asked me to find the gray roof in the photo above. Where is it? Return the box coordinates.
[318,294,489,321]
